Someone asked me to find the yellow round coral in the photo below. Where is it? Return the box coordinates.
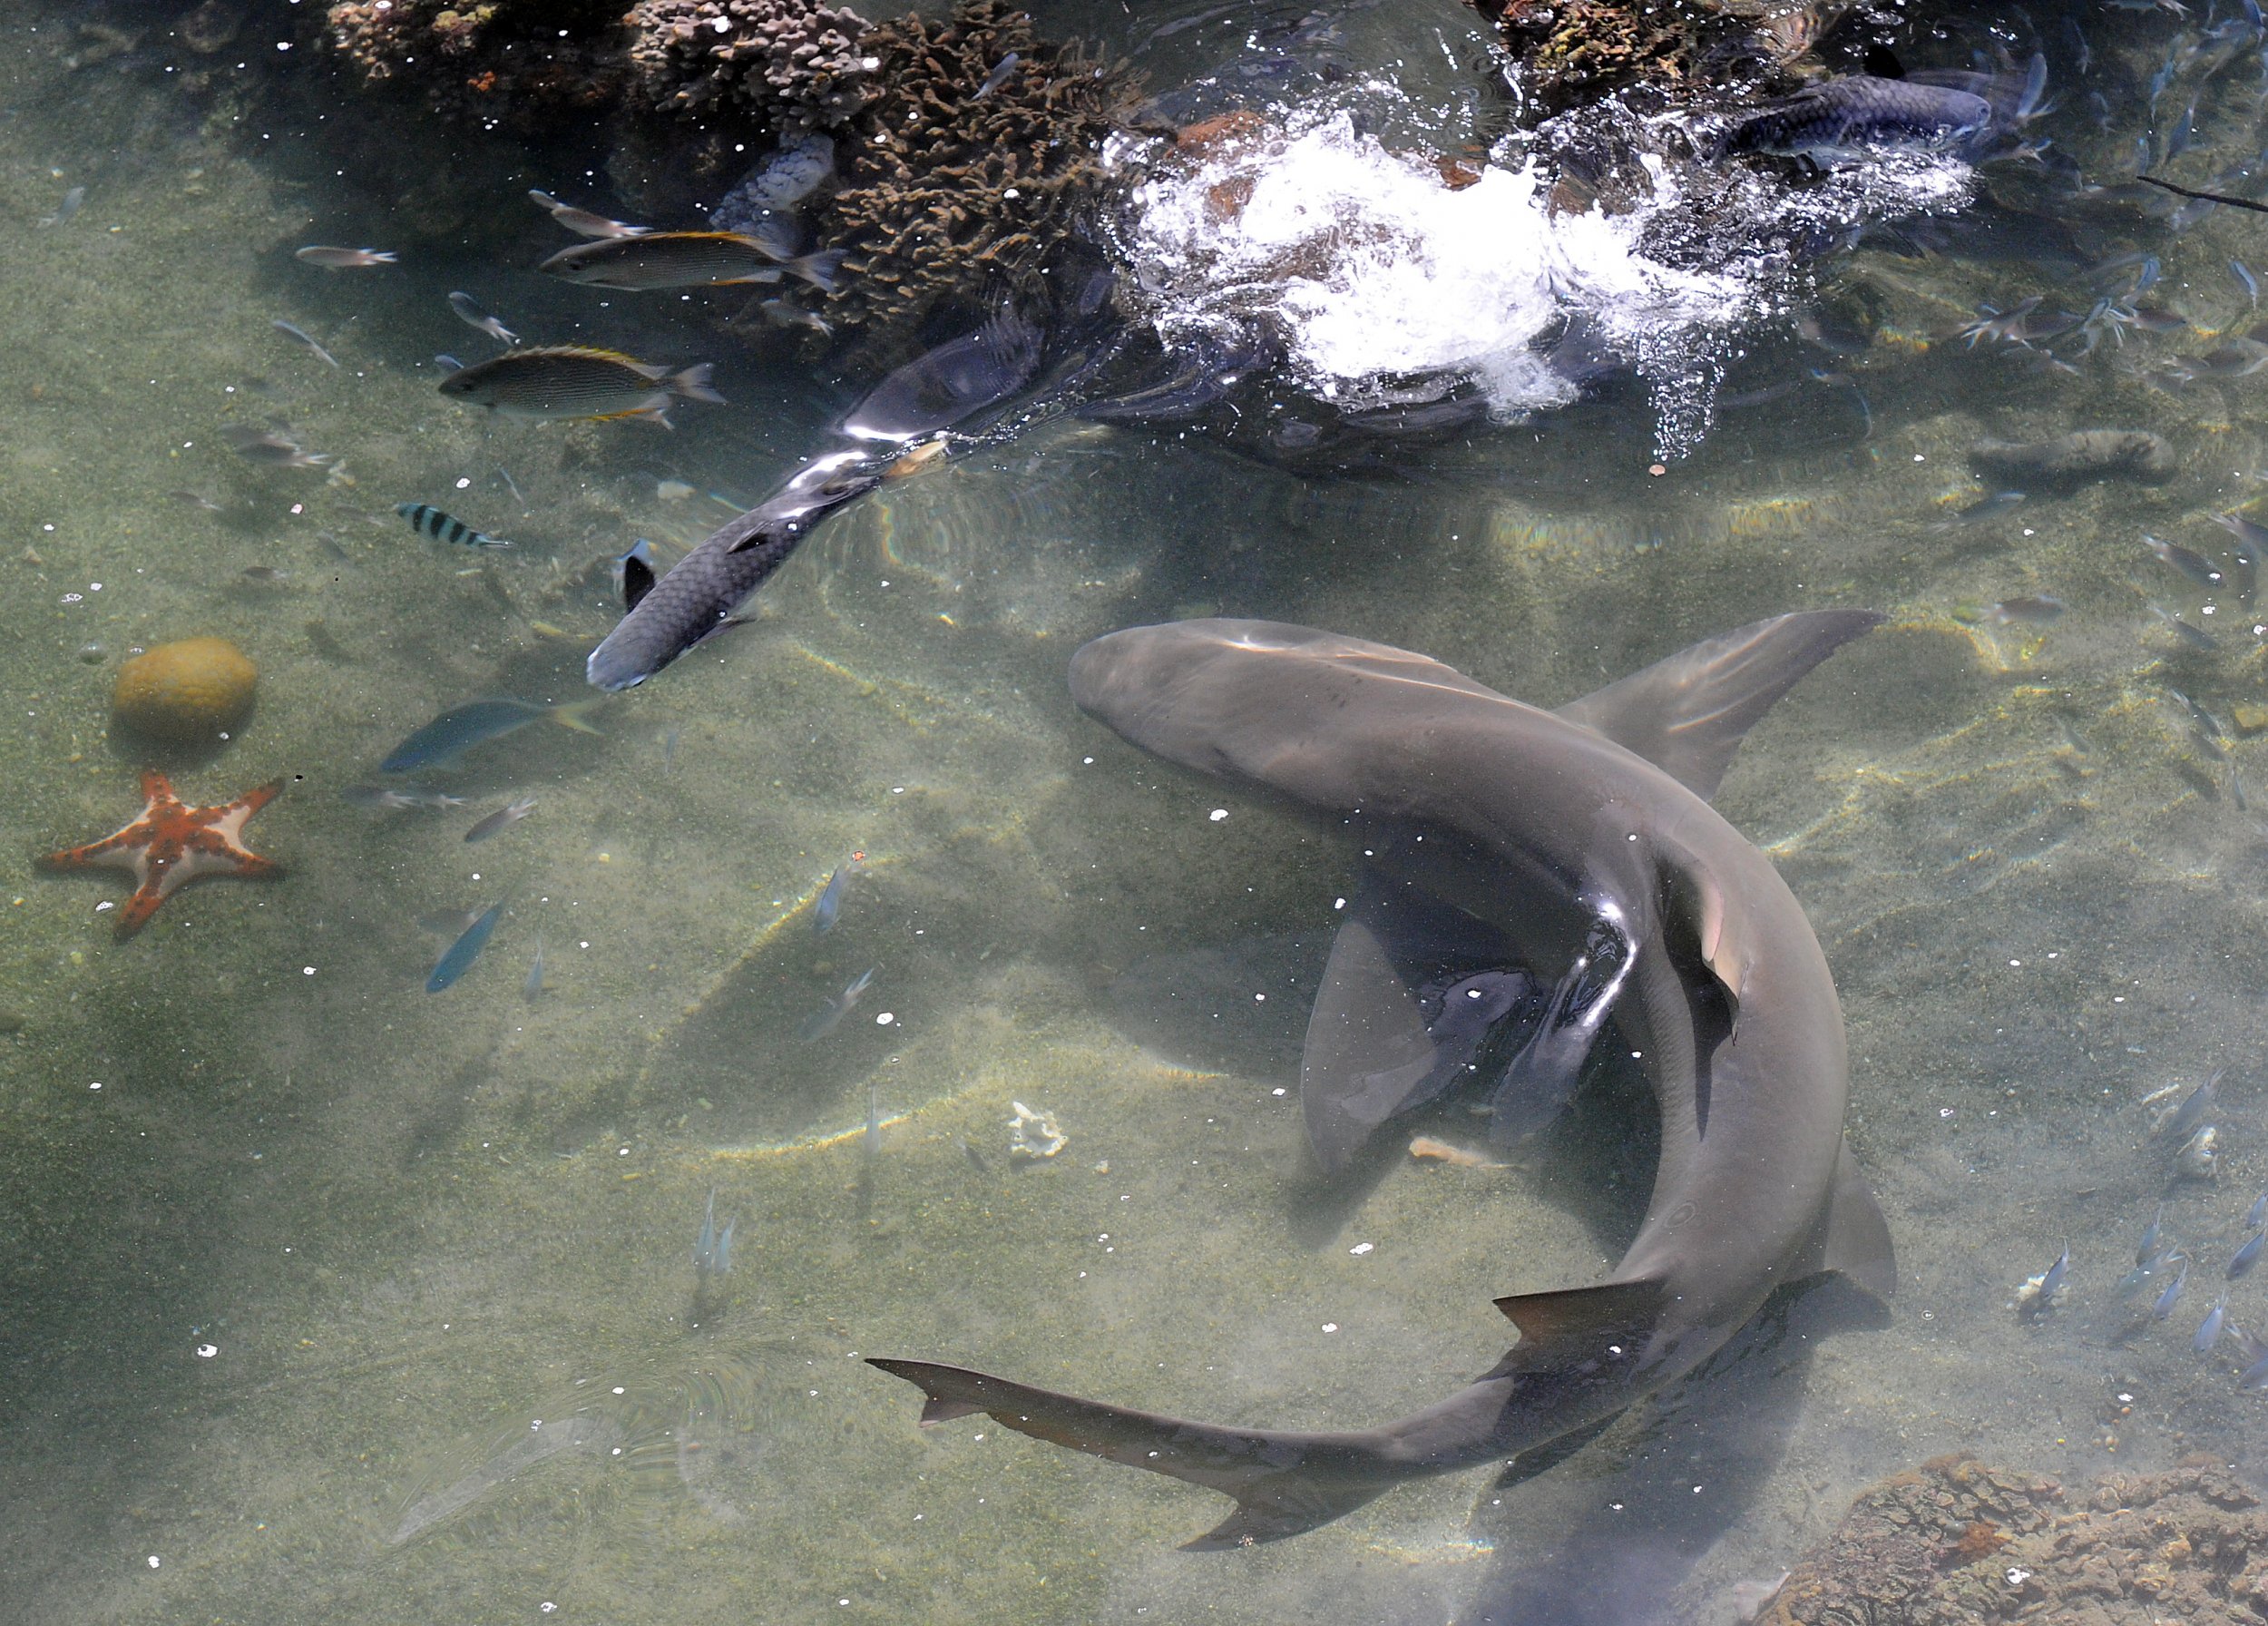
[112,637,258,747]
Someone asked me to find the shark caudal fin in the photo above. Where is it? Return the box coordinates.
[865,1357,1394,1549]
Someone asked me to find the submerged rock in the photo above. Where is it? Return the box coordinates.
[1755,1453,2268,1624]
[1969,429,2179,492]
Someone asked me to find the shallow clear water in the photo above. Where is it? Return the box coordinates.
[9,2,2268,1621]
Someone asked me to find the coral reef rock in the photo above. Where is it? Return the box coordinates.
[323,2,628,131]
[628,0,878,132]
[1466,0,1829,115]
[1756,1453,2268,1625]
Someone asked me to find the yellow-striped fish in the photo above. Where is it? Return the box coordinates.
[435,346,724,426]
[539,230,843,293]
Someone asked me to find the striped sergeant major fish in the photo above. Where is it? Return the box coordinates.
[396,503,512,550]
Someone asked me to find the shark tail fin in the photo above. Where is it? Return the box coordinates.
[866,1357,1392,1548]
[1554,609,1885,801]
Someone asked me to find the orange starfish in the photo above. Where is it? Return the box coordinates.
[39,770,283,939]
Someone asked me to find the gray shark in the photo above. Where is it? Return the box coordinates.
[870,611,1896,1549]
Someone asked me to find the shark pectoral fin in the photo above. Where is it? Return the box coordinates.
[1489,1278,1668,1376]
[1302,879,1532,1173]
[1795,1140,1899,1301]
[866,1357,1392,1548]
[1486,910,1633,1147]
[1554,609,1885,801]
[1182,1480,1392,1552]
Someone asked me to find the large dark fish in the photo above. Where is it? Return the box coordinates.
[872,612,1896,1547]
[584,311,1043,691]
[1720,74,1992,162]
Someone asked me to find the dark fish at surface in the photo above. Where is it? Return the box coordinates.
[425,902,503,993]
[1719,75,1991,162]
[396,502,511,550]
[1970,431,2177,491]
[437,346,723,426]
[380,698,600,774]
[584,311,1041,691]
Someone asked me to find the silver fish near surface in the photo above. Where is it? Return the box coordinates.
[463,796,536,844]
[2198,1296,2229,1353]
[295,245,397,268]
[799,967,875,1041]
[524,935,547,998]
[2138,1202,2166,1266]
[2248,1191,2268,1231]
[2153,1257,2191,1319]
[2241,1233,2268,1282]
[814,855,862,935]
[342,784,466,812]
[447,290,517,346]
[38,184,84,227]
[221,424,330,468]
[2145,534,2224,589]
[2149,1073,2220,1139]
[528,189,650,240]
[2015,1245,2068,1317]
[970,51,1021,101]
[694,1187,735,1278]
[396,502,511,549]
[272,319,339,367]
[437,346,723,426]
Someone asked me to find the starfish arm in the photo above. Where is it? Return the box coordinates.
[112,880,171,940]
[38,835,142,870]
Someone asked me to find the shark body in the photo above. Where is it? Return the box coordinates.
[873,611,1896,1549]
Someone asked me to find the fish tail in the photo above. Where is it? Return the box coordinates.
[670,363,727,405]
[792,250,847,294]
[865,1358,1393,1549]
[550,699,608,736]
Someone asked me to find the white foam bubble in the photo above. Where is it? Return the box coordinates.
[1123,112,1747,423]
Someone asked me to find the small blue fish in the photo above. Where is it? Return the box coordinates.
[2236,260,2261,308]
[2230,1229,2264,1279]
[425,902,503,993]
[814,855,862,935]
[2152,1256,2191,1320]
[799,966,875,1040]
[694,1187,735,1278]
[2197,1295,2228,1353]
[2165,103,2196,163]
[2139,1202,2167,1266]
[397,502,511,550]
[2248,1190,2268,1230]
[380,698,601,774]
[525,935,547,997]
[2020,1246,2069,1317]
[970,51,1021,102]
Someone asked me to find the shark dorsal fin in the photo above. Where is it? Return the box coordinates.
[1491,1278,1667,1372]
[1555,610,1884,801]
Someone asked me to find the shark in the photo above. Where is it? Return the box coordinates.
[870,611,1898,1549]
